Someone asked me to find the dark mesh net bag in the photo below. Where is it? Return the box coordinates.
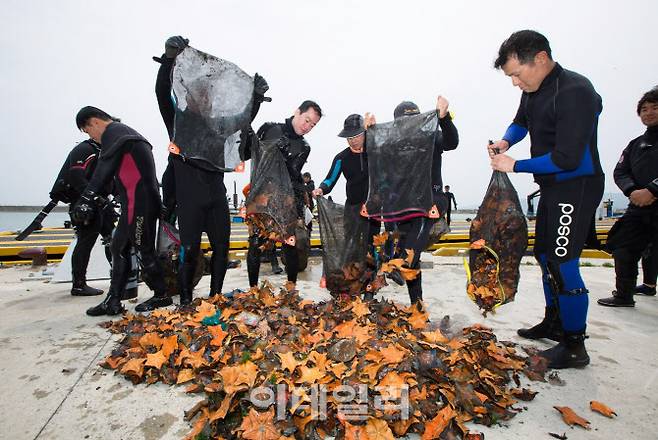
[427,216,450,249]
[245,140,298,244]
[467,171,528,314]
[364,111,437,222]
[170,46,254,172]
[317,198,372,296]
[156,221,204,297]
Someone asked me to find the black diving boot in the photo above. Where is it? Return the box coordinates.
[598,278,635,307]
[407,273,423,305]
[178,255,196,304]
[517,306,563,342]
[635,284,657,296]
[71,278,103,296]
[179,288,193,306]
[540,330,590,369]
[271,262,283,275]
[135,294,173,312]
[86,290,124,316]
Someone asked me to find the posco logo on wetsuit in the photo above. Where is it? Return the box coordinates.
[135,216,143,246]
[555,203,574,257]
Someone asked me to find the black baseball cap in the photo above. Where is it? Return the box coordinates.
[393,101,420,119]
[338,114,365,138]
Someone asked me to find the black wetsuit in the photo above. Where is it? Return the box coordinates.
[606,125,658,293]
[51,140,116,283]
[502,63,604,333]
[319,146,381,245]
[444,190,457,225]
[244,119,309,286]
[83,122,166,298]
[303,178,315,233]
[154,54,264,297]
[173,158,231,296]
[154,55,177,215]
[384,112,459,303]
[304,179,315,212]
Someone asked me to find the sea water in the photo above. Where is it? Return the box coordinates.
[0,211,71,233]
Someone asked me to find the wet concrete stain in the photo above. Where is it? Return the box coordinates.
[598,355,619,365]
[0,337,11,346]
[89,370,106,382]
[107,383,123,393]
[111,389,133,401]
[33,389,51,399]
[3,296,41,308]
[138,413,178,440]
[28,375,40,381]
[51,341,97,350]
[588,319,620,330]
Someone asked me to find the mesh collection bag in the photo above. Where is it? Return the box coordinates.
[466,171,528,314]
[170,46,254,172]
[427,216,450,249]
[317,198,372,296]
[156,221,204,297]
[363,111,438,222]
[245,140,298,245]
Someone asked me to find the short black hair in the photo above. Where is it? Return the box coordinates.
[494,30,552,69]
[298,100,322,118]
[75,106,118,129]
[637,86,658,115]
[302,172,311,178]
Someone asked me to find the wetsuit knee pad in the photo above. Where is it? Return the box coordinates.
[549,258,587,294]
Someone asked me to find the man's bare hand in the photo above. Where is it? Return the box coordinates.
[311,188,323,197]
[488,139,510,158]
[436,95,449,119]
[630,189,657,207]
[490,153,516,173]
[364,112,377,130]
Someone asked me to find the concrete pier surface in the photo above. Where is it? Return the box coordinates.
[1,255,656,440]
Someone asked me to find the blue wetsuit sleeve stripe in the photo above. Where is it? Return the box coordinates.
[514,152,565,174]
[320,159,342,193]
[502,123,527,146]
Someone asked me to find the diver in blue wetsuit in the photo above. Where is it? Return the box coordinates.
[489,30,604,369]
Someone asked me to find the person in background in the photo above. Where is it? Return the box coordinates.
[53,135,116,297]
[443,185,457,225]
[303,172,315,234]
[598,86,658,306]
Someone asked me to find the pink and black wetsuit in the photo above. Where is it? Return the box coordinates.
[84,122,166,298]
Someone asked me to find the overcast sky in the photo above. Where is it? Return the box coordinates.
[2,0,656,208]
